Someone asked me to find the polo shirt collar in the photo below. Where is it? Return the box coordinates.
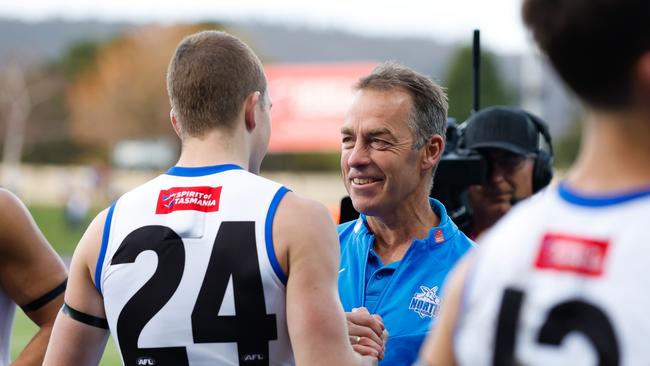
[352,198,459,248]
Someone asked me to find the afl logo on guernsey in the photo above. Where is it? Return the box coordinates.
[136,357,156,365]
[408,285,441,319]
[155,186,222,214]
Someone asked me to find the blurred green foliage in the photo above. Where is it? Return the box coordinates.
[57,39,101,81]
[444,46,514,123]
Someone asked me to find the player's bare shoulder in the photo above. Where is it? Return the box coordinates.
[72,207,110,275]
[272,192,339,272]
[274,192,337,241]
[0,188,31,246]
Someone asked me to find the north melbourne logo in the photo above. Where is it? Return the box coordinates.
[408,285,441,319]
[156,186,222,214]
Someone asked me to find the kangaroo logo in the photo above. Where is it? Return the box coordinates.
[408,285,441,319]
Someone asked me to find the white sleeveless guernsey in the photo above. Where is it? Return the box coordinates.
[0,286,15,366]
[454,183,650,366]
[96,165,294,366]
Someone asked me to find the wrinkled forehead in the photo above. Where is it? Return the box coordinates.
[341,88,413,134]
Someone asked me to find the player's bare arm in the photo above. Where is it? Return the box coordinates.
[418,257,472,366]
[43,209,110,366]
[0,188,67,366]
[273,192,377,366]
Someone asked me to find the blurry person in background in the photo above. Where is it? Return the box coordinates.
[0,188,67,365]
[418,0,650,364]
[463,106,553,239]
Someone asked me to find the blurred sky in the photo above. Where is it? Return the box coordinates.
[0,0,533,54]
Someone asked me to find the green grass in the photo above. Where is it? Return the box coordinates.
[28,205,100,256]
[11,308,122,365]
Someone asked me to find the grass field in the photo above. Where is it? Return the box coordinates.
[28,204,101,255]
[11,308,122,364]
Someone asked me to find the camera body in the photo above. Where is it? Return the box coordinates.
[429,118,487,232]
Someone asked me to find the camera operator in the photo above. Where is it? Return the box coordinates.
[462,106,553,239]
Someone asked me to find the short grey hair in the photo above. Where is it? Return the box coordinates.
[355,61,448,148]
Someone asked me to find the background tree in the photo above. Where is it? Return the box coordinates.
[67,23,223,149]
[444,46,514,123]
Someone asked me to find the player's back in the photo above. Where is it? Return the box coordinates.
[95,164,293,366]
[454,183,650,366]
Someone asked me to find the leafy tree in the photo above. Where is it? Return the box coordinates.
[444,46,514,122]
[58,40,101,81]
[67,23,224,147]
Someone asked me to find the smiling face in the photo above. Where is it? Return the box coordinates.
[340,88,432,218]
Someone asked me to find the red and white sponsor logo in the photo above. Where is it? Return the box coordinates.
[434,229,445,243]
[535,233,609,277]
[156,186,222,214]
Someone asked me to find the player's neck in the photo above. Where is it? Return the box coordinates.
[567,108,650,193]
[175,128,250,171]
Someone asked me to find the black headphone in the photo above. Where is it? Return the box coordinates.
[522,111,554,193]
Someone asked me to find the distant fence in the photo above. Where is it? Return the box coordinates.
[2,165,347,216]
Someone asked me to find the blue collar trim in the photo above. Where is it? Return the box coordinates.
[558,181,650,207]
[165,164,243,177]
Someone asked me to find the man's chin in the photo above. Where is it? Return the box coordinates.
[350,199,381,217]
[486,201,511,216]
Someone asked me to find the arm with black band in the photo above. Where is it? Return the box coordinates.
[0,188,69,366]
[20,278,68,313]
[62,302,109,329]
[43,208,112,366]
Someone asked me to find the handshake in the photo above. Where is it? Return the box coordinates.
[347,307,389,360]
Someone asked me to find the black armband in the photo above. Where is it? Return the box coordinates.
[20,278,67,312]
[62,303,109,329]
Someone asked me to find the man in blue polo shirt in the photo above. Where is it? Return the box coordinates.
[338,62,475,366]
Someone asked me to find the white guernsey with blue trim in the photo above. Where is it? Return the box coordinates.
[95,164,293,366]
[454,182,650,366]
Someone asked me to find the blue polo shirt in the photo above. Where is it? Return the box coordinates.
[338,198,475,366]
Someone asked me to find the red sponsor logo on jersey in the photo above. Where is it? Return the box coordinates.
[535,233,609,277]
[156,186,222,214]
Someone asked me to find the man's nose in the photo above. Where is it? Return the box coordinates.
[488,162,507,183]
[346,142,371,168]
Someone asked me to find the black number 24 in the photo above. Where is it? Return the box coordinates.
[110,221,277,366]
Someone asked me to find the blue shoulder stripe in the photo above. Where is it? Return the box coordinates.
[94,202,116,295]
[265,187,290,285]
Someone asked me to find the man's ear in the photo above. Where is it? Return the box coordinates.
[421,134,445,171]
[170,109,182,138]
[244,91,261,132]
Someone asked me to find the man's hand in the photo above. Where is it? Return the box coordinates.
[346,307,388,360]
